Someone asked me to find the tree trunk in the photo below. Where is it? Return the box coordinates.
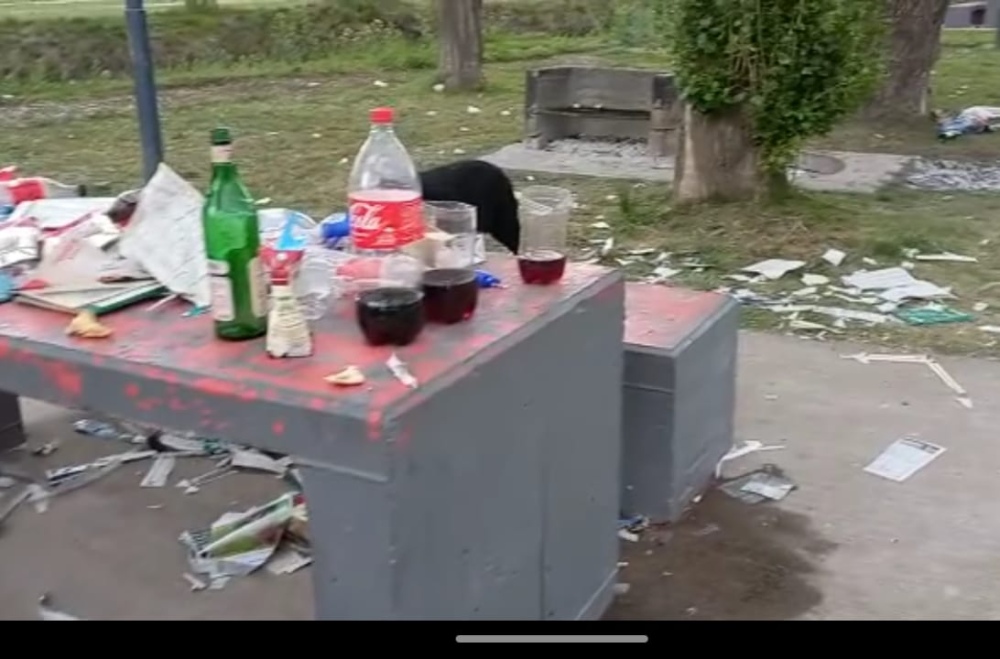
[437,0,484,91]
[863,0,951,120]
[673,104,761,204]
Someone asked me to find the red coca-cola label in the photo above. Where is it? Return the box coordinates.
[348,190,424,250]
[7,179,46,204]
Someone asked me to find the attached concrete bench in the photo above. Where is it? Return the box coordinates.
[622,283,739,523]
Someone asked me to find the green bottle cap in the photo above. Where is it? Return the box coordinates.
[210,127,232,145]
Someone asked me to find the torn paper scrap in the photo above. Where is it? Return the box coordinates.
[914,252,977,263]
[879,281,953,303]
[742,259,805,280]
[864,437,945,483]
[179,492,301,580]
[38,594,82,621]
[120,163,211,307]
[140,454,176,488]
[801,273,830,286]
[387,352,418,389]
[719,465,794,504]
[842,267,918,291]
[822,249,846,267]
[230,449,292,476]
[265,547,313,575]
[739,472,796,501]
[715,440,785,478]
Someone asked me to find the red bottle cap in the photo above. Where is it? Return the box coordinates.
[370,107,394,124]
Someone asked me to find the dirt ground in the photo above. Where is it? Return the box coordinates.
[606,491,834,621]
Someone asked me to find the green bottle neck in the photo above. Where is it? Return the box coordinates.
[210,144,239,180]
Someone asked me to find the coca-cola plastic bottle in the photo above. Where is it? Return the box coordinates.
[0,175,84,207]
[347,107,424,257]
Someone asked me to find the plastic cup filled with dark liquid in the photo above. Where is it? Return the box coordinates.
[355,286,425,347]
[422,268,478,324]
[517,249,567,285]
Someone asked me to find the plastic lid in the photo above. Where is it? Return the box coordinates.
[370,107,395,124]
[210,127,233,145]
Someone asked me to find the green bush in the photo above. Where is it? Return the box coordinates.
[0,0,613,83]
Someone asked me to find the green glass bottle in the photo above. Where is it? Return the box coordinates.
[202,127,268,341]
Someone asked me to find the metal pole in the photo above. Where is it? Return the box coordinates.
[125,0,164,182]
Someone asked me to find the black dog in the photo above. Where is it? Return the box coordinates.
[419,160,520,255]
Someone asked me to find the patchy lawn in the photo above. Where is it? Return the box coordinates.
[3,30,1000,355]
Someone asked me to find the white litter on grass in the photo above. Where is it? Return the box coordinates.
[915,252,978,263]
[742,259,805,280]
[979,325,1000,334]
[822,249,847,267]
[649,267,680,282]
[373,80,389,88]
[466,105,481,114]
[599,237,615,257]
[842,267,917,290]
[801,273,830,286]
[432,83,444,92]
[715,440,786,478]
[590,221,611,230]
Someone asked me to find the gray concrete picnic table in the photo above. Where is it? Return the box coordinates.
[0,256,624,620]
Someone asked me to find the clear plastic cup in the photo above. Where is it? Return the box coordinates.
[422,201,479,324]
[517,186,573,285]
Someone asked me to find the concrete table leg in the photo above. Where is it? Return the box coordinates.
[0,391,25,452]
[298,465,394,620]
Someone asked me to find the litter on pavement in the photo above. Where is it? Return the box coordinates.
[864,437,946,482]
[718,464,796,504]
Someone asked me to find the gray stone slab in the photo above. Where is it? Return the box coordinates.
[481,142,915,193]
[621,284,740,523]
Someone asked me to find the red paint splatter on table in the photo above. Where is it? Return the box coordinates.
[0,257,617,431]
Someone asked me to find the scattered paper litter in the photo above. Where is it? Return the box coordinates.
[183,572,208,591]
[715,440,785,478]
[230,449,291,476]
[590,221,611,230]
[599,237,615,257]
[842,267,917,291]
[979,325,1000,334]
[265,547,313,575]
[38,594,82,621]
[739,472,796,501]
[822,249,846,267]
[879,281,953,303]
[119,163,211,307]
[864,437,945,483]
[179,492,300,581]
[140,454,176,488]
[719,465,795,504]
[801,273,830,286]
[742,259,805,280]
[617,529,639,542]
[915,252,977,263]
[387,352,418,389]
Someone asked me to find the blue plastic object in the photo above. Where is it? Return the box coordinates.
[0,272,13,303]
[475,270,502,289]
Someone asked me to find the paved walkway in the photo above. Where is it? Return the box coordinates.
[1,331,998,619]
[483,144,914,193]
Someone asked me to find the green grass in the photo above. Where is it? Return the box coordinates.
[3,28,1000,356]
[0,0,302,20]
